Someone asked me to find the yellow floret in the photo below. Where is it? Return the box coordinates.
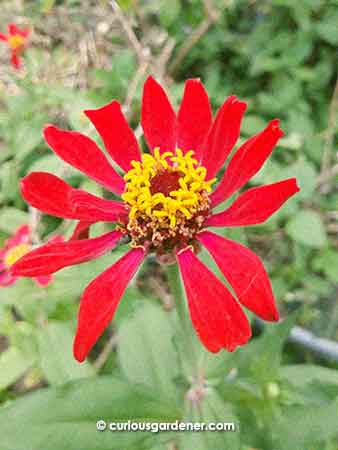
[122,148,215,229]
[4,243,31,267]
[7,34,25,51]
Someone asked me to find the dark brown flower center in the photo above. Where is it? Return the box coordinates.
[149,170,181,196]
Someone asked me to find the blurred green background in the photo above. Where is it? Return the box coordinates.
[0,1,337,449]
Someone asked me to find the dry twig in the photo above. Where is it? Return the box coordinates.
[94,332,118,372]
[316,162,338,187]
[110,0,149,64]
[168,0,220,76]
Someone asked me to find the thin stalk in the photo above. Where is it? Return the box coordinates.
[166,263,198,374]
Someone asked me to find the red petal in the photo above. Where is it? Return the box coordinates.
[34,275,52,287]
[6,224,30,248]
[21,172,127,222]
[69,221,95,240]
[73,247,145,362]
[21,172,75,218]
[44,125,125,195]
[85,100,141,172]
[197,231,279,321]
[18,28,30,38]
[141,76,176,153]
[206,178,300,227]
[177,79,212,159]
[211,119,284,206]
[0,33,8,41]
[70,190,128,223]
[8,24,20,35]
[11,230,123,277]
[11,52,21,69]
[201,96,247,179]
[0,271,16,287]
[177,248,251,353]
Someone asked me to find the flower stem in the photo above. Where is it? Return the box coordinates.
[166,263,197,372]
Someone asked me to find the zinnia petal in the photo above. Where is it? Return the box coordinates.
[69,221,95,240]
[0,33,7,41]
[34,275,52,287]
[70,190,128,223]
[197,231,279,321]
[211,119,284,206]
[201,96,247,179]
[8,24,21,35]
[177,79,212,159]
[6,224,30,248]
[177,247,251,353]
[0,271,16,287]
[11,230,124,277]
[141,76,176,153]
[44,125,125,195]
[17,27,30,38]
[73,247,145,362]
[85,100,141,172]
[11,52,21,69]
[206,178,300,227]
[20,172,127,222]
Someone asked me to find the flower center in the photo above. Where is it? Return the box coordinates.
[149,170,181,196]
[8,34,25,51]
[4,243,31,267]
[122,148,215,252]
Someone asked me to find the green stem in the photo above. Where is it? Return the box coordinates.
[166,263,197,373]
[167,264,188,331]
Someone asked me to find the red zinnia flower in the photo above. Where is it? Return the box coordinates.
[0,23,30,69]
[1,225,62,287]
[11,77,299,362]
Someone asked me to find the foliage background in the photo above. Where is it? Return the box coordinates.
[0,0,337,449]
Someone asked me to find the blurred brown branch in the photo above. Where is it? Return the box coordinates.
[110,0,149,64]
[110,0,221,97]
[316,162,338,187]
[168,0,220,76]
[94,332,118,372]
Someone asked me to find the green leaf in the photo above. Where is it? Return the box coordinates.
[0,162,19,202]
[28,155,68,176]
[286,210,327,248]
[180,388,239,450]
[45,248,127,302]
[312,249,338,283]
[0,347,34,391]
[118,302,179,401]
[11,121,44,160]
[272,398,338,449]
[0,208,30,234]
[241,114,267,136]
[281,364,338,388]
[0,376,181,450]
[280,157,316,201]
[37,321,94,386]
[237,314,297,384]
[40,0,56,13]
[316,10,338,45]
[159,0,181,27]
[201,389,239,449]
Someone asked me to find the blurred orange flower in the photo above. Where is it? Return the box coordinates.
[0,23,30,69]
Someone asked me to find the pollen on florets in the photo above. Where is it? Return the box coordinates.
[4,243,31,267]
[122,148,215,252]
[7,34,25,51]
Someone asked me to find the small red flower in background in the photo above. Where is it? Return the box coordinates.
[11,77,299,362]
[0,225,62,287]
[0,24,30,69]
